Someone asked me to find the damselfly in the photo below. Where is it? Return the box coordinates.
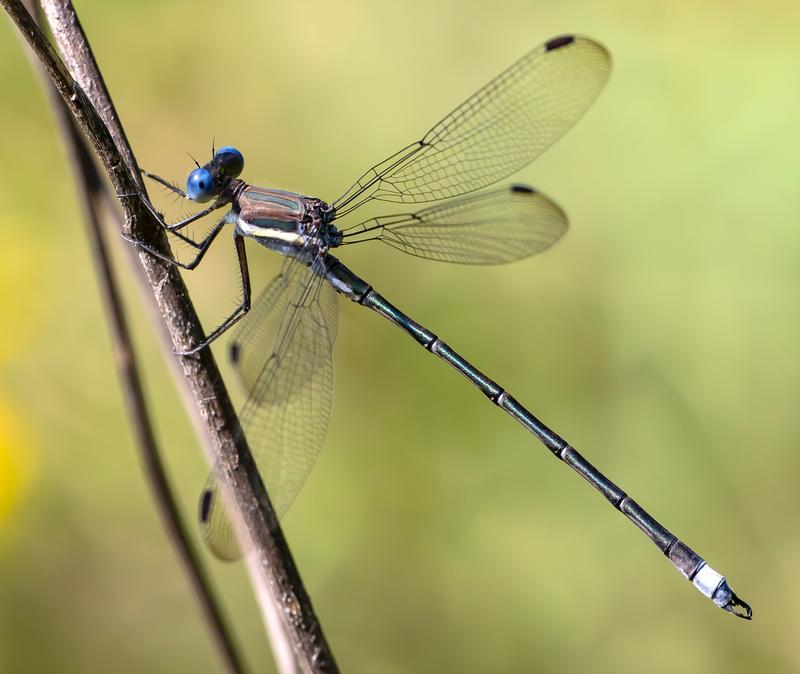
[130,35,751,618]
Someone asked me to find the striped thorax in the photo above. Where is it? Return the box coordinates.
[232,185,339,260]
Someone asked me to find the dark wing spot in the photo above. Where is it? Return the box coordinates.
[230,341,240,364]
[511,184,536,194]
[545,35,575,52]
[200,489,214,523]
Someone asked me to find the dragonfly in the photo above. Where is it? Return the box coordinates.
[129,35,751,619]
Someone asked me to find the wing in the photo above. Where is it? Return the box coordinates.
[338,184,567,265]
[200,257,338,560]
[331,35,610,216]
[228,257,339,395]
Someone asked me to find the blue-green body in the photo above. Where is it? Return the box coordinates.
[132,32,750,619]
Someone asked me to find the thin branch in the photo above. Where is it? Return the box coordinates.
[2,2,336,672]
[17,3,250,670]
[68,111,252,674]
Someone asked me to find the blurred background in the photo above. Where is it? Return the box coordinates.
[1,1,798,672]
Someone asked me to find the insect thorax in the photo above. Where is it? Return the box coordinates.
[234,186,339,257]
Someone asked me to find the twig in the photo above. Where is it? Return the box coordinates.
[17,3,250,671]
[65,105,252,674]
[2,2,336,671]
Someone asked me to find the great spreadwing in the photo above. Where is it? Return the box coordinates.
[127,35,751,619]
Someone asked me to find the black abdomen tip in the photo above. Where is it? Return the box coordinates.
[511,184,536,194]
[545,35,575,52]
[230,342,240,364]
[200,489,214,523]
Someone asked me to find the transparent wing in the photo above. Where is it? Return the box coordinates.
[229,257,339,395]
[200,257,338,560]
[339,184,567,265]
[332,35,610,216]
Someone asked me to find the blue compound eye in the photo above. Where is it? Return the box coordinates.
[214,146,244,178]
[186,168,216,202]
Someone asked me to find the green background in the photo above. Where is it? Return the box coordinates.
[1,1,797,672]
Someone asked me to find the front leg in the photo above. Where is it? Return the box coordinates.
[138,188,223,233]
[125,217,228,271]
[141,168,189,199]
[122,168,225,233]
